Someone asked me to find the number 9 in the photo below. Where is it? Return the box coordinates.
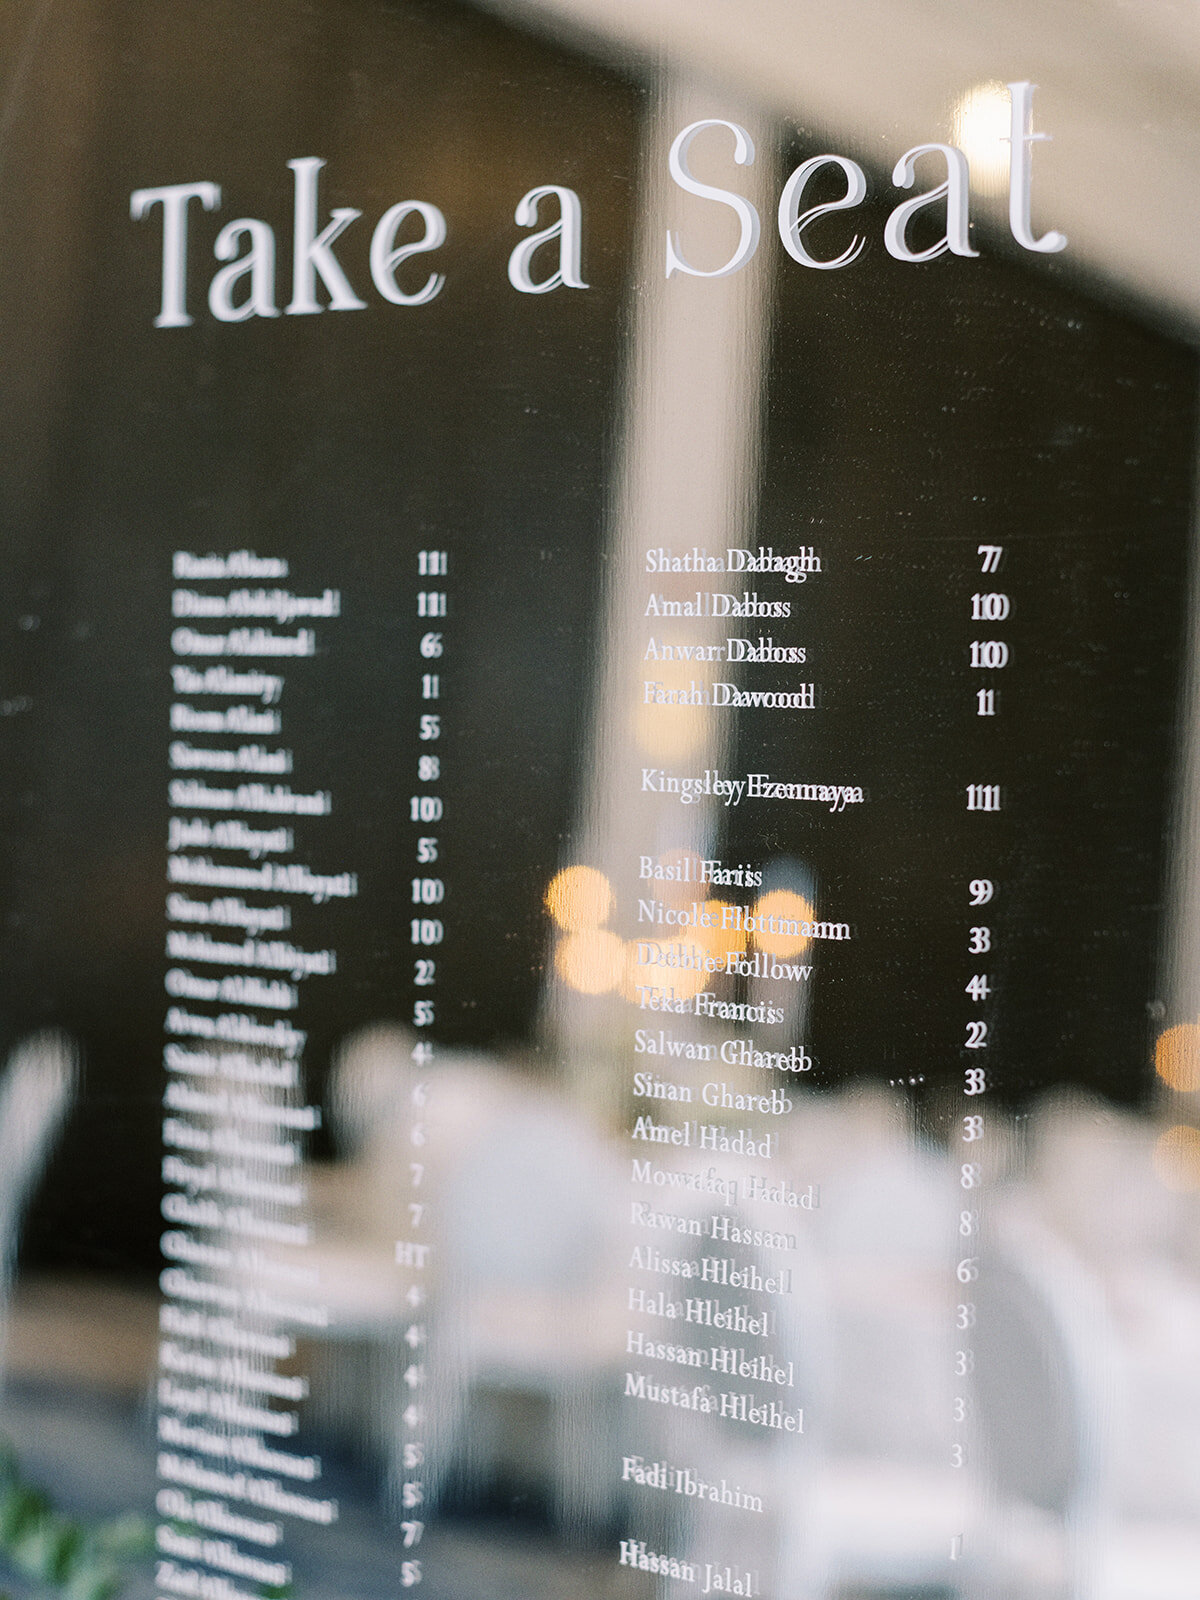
[969,879,994,906]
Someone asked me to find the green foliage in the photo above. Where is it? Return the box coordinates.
[0,1441,151,1599]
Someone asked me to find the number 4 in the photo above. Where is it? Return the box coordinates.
[978,544,1002,573]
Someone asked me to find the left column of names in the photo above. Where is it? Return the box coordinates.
[155,548,350,1600]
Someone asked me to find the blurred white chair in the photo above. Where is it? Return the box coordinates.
[0,1030,77,1381]
[306,1026,631,1537]
[966,1200,1115,1600]
[415,1094,629,1535]
[788,1094,970,1598]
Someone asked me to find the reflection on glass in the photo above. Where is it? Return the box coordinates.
[0,1,1198,1598]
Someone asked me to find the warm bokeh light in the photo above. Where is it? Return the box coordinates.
[1155,1023,1200,1092]
[691,900,745,958]
[620,935,710,1005]
[750,888,815,958]
[545,865,613,932]
[555,928,626,994]
[950,81,1011,192]
[1153,1123,1200,1191]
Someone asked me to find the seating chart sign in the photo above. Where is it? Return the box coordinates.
[1,3,1199,1598]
